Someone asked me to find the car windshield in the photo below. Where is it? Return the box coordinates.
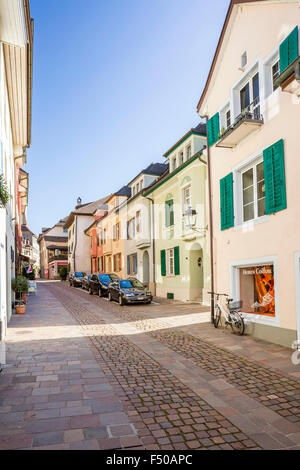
[99,274,112,283]
[75,273,84,277]
[110,274,119,280]
[130,279,143,288]
[120,280,133,289]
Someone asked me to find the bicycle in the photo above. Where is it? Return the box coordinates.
[208,292,245,336]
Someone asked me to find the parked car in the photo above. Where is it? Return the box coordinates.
[88,273,120,297]
[81,274,91,291]
[108,279,153,306]
[69,272,85,287]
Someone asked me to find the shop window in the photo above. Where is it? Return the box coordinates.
[239,264,275,317]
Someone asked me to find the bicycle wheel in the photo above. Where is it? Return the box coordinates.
[231,312,245,336]
[213,306,221,328]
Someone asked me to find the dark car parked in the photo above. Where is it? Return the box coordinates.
[69,272,86,287]
[81,274,91,291]
[88,273,120,297]
[108,279,153,306]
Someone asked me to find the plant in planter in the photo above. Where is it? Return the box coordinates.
[15,300,26,315]
[59,266,68,281]
[12,276,29,309]
[0,174,12,207]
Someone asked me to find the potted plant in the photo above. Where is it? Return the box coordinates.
[15,300,26,315]
[12,276,29,310]
[0,174,11,207]
[59,266,68,281]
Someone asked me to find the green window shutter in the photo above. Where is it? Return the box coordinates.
[161,250,166,276]
[207,112,220,147]
[165,200,174,227]
[220,173,234,230]
[280,26,299,74]
[263,139,287,215]
[174,246,180,275]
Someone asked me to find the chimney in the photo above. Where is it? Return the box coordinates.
[77,197,82,206]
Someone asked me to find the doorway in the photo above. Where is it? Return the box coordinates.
[143,251,150,285]
[189,243,203,301]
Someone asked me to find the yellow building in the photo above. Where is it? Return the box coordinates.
[144,124,210,303]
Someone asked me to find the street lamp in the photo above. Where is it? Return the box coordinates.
[183,208,208,232]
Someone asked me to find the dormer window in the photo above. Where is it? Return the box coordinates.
[179,152,184,166]
[186,146,191,160]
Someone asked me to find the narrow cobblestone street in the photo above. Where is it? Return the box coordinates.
[0,281,300,450]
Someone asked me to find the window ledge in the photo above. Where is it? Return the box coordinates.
[234,215,269,231]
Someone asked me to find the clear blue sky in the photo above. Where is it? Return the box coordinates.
[26,0,230,235]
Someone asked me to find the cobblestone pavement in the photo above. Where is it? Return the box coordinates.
[1,282,300,450]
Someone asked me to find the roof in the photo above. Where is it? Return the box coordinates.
[127,162,168,186]
[197,0,267,112]
[21,225,37,238]
[64,196,110,229]
[115,186,131,197]
[163,122,207,158]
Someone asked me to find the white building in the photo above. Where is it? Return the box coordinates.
[0,0,33,343]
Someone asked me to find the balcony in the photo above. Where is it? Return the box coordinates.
[136,238,151,249]
[274,56,300,97]
[103,239,112,255]
[216,99,263,149]
[48,254,68,263]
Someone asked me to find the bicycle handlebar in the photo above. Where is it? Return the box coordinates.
[208,291,229,297]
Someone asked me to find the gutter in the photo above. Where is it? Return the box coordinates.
[200,115,214,324]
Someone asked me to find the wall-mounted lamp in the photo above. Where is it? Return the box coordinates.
[183,208,208,233]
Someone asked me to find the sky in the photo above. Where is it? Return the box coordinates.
[26,0,230,235]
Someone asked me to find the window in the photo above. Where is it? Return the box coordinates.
[167,248,175,276]
[272,60,280,91]
[63,228,67,233]
[127,253,137,275]
[98,256,104,272]
[239,265,275,317]
[136,182,140,193]
[103,229,107,244]
[226,109,231,129]
[183,186,192,213]
[127,218,136,239]
[136,211,141,233]
[179,152,184,166]
[113,222,120,241]
[241,51,247,69]
[240,72,260,117]
[186,146,191,160]
[98,231,102,246]
[242,161,266,222]
[113,253,121,272]
[171,157,177,171]
[165,200,174,227]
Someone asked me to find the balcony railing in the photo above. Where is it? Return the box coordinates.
[274,56,300,96]
[48,254,68,262]
[216,97,263,149]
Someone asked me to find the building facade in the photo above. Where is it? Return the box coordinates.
[64,197,108,274]
[144,125,209,302]
[0,0,33,342]
[38,219,68,280]
[198,0,300,347]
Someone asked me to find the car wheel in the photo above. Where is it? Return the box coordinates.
[98,289,103,298]
[108,292,113,302]
[88,287,93,295]
[69,282,72,287]
[119,295,124,306]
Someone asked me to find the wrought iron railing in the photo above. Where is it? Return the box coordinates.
[219,97,263,140]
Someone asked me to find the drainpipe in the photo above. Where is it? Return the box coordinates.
[73,216,78,273]
[200,115,215,324]
[143,195,156,296]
